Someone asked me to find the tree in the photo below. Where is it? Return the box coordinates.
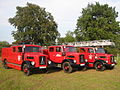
[57,37,66,44]
[64,31,75,42]
[74,2,120,54]
[9,3,60,46]
[58,31,75,44]
[75,2,120,42]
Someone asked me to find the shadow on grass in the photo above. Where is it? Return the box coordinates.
[32,67,62,75]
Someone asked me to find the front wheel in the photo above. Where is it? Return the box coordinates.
[23,64,31,76]
[94,62,106,71]
[62,62,73,73]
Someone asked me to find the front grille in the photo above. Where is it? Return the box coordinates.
[110,56,114,63]
[39,56,46,65]
[79,55,85,63]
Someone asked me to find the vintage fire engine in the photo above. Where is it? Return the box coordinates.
[1,44,47,76]
[43,45,87,73]
[78,47,117,71]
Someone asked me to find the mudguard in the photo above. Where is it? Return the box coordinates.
[94,60,107,66]
[62,59,75,66]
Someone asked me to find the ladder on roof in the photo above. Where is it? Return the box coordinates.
[64,40,115,47]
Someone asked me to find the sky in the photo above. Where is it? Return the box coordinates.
[0,0,120,44]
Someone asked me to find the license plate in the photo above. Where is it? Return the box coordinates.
[39,66,46,69]
[80,64,85,66]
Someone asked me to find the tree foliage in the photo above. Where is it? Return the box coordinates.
[9,3,60,45]
[75,2,120,54]
[64,31,75,42]
[75,2,120,42]
[58,31,75,44]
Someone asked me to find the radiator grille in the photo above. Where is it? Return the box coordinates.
[79,55,85,63]
[110,56,114,63]
[39,56,46,65]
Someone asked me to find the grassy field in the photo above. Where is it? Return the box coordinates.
[0,57,120,90]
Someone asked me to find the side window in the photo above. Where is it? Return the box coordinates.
[13,47,16,52]
[79,48,86,53]
[49,47,54,52]
[18,47,22,52]
[88,48,94,53]
[56,47,61,52]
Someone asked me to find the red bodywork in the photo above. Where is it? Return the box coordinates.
[44,45,86,67]
[79,47,117,68]
[1,44,47,70]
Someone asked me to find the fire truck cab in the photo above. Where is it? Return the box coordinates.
[1,44,47,76]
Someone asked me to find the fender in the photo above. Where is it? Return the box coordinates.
[94,60,107,66]
[62,59,75,66]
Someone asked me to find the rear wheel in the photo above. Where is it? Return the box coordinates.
[94,62,106,71]
[3,60,9,69]
[23,64,31,76]
[62,62,73,73]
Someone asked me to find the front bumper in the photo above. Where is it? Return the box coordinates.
[71,63,86,67]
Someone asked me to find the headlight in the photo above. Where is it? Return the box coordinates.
[106,61,108,63]
[73,60,76,63]
[48,60,52,64]
[85,59,88,62]
[114,60,117,62]
[31,61,35,65]
[95,56,98,59]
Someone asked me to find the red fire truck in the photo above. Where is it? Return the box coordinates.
[43,45,87,73]
[1,44,47,76]
[79,47,117,71]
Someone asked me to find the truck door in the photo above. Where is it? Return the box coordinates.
[54,46,64,63]
[87,48,95,63]
[48,46,64,63]
[48,47,55,62]
[16,47,23,65]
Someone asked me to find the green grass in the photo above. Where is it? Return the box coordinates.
[0,57,120,90]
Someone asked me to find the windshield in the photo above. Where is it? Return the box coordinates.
[64,46,77,52]
[95,48,105,53]
[25,46,41,52]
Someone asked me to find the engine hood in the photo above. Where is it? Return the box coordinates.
[96,53,113,57]
[24,52,47,57]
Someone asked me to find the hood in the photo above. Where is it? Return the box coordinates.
[96,53,113,56]
[66,52,82,56]
[24,52,46,57]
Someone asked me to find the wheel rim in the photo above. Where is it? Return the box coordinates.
[97,63,102,69]
[64,63,70,72]
[24,67,28,73]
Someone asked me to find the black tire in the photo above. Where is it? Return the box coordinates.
[62,62,73,73]
[94,62,106,71]
[23,64,31,76]
[3,60,9,69]
[109,66,114,70]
